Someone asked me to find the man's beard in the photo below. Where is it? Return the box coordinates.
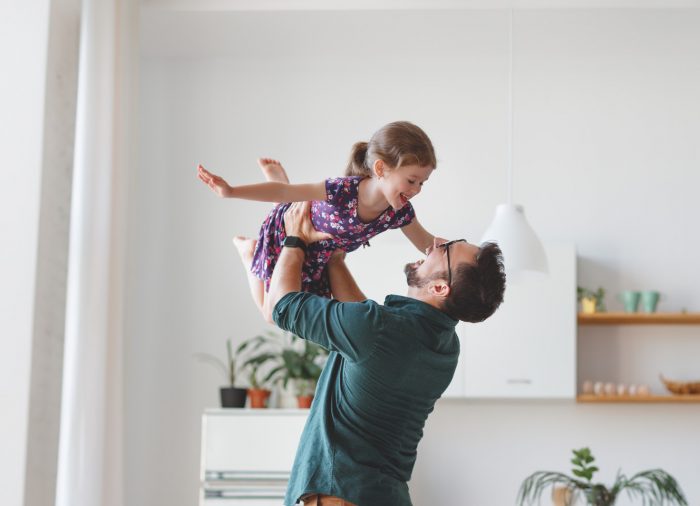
[404,262,428,288]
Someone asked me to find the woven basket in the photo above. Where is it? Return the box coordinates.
[660,374,700,395]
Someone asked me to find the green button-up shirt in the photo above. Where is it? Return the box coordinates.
[273,292,460,506]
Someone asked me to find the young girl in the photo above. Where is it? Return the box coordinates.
[198,121,438,314]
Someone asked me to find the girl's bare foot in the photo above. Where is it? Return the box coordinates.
[233,236,257,267]
[258,158,290,184]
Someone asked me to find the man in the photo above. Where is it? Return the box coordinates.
[265,201,506,506]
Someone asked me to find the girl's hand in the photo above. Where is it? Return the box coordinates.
[197,164,234,198]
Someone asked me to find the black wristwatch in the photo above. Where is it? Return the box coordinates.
[281,235,307,254]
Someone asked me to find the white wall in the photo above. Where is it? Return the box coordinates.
[133,8,700,505]
[0,3,51,506]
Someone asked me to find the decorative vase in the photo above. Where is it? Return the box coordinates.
[220,387,247,408]
[620,290,641,313]
[641,290,660,313]
[247,388,271,408]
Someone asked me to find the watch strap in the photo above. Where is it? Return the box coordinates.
[282,235,307,253]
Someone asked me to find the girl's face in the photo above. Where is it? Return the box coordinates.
[378,163,434,210]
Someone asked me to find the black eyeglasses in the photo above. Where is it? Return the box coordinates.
[436,239,467,287]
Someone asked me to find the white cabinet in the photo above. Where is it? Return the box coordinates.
[200,409,309,505]
[457,243,576,398]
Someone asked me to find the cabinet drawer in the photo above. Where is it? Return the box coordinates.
[202,410,309,472]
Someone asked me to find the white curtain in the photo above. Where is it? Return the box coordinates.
[55,0,136,505]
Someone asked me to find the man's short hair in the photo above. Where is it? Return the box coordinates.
[442,242,506,323]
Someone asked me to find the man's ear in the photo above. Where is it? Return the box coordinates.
[428,279,450,300]
[372,159,384,178]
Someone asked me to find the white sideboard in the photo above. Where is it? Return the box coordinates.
[200,409,309,506]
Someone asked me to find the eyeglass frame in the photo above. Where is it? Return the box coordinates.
[435,239,468,287]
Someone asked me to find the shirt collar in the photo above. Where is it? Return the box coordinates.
[384,294,458,328]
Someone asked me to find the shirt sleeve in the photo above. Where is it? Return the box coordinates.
[272,291,383,363]
[390,201,416,229]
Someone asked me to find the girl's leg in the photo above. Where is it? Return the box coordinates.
[232,236,265,314]
[232,160,289,315]
[257,158,290,184]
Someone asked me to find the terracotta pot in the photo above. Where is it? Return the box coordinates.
[296,395,314,409]
[247,388,271,408]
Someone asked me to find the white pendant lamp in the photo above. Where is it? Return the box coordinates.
[482,9,548,275]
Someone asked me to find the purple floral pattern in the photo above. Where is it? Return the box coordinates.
[250,176,415,297]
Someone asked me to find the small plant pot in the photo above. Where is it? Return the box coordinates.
[581,297,597,314]
[247,388,271,408]
[296,395,314,409]
[220,387,247,408]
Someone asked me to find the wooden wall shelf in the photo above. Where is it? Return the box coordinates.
[578,312,700,325]
[577,394,700,403]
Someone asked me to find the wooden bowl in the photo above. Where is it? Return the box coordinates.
[660,374,700,395]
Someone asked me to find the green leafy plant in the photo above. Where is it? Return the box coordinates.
[242,331,328,395]
[577,286,606,312]
[194,338,251,387]
[517,447,688,506]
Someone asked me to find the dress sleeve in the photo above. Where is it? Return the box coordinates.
[390,201,416,229]
[272,291,383,363]
[324,177,353,205]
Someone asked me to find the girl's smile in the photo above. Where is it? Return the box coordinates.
[381,163,433,210]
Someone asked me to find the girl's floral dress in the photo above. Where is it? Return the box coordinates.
[250,176,415,297]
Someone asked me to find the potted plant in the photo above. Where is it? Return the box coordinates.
[274,334,327,408]
[238,332,293,408]
[193,338,248,408]
[517,447,688,506]
[577,286,606,314]
[244,331,328,408]
[241,349,281,408]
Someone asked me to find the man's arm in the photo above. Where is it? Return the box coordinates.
[264,201,331,322]
[265,202,381,362]
[264,246,305,322]
[327,251,366,302]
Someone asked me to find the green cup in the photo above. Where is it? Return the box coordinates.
[641,291,660,313]
[620,291,640,313]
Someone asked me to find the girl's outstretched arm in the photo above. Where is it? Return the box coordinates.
[198,164,326,202]
[401,218,435,253]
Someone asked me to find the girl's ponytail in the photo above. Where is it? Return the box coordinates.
[344,121,436,178]
[345,141,370,176]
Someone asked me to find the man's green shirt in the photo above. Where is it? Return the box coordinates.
[273,292,460,506]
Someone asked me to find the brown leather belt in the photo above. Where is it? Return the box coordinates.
[302,493,358,506]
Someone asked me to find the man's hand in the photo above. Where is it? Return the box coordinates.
[198,164,234,198]
[283,201,333,244]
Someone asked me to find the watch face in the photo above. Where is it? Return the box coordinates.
[283,236,306,250]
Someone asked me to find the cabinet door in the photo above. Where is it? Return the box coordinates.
[203,412,308,471]
[460,243,576,398]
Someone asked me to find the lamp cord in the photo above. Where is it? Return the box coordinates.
[507,8,514,207]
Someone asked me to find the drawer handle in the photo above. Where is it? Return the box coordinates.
[506,378,532,385]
